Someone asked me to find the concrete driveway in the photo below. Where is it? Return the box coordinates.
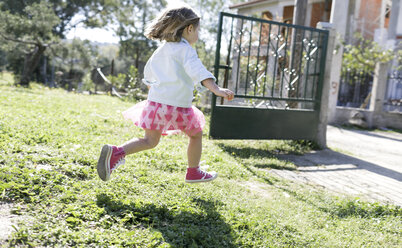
[272,125,402,206]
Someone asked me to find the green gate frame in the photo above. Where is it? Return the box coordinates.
[210,12,329,140]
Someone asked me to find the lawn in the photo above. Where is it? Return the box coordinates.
[0,73,401,247]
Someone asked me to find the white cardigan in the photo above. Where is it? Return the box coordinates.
[143,38,216,108]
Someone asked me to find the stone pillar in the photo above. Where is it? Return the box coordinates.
[316,22,336,149]
[293,0,308,26]
[327,0,350,124]
[386,0,401,51]
[368,62,390,128]
[388,0,400,40]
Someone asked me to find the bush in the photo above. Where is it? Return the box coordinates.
[342,33,395,75]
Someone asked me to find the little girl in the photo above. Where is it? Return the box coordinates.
[97,6,234,183]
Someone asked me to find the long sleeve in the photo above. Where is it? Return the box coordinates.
[144,39,215,107]
[182,47,215,92]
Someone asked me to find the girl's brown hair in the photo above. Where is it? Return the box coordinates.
[145,7,200,42]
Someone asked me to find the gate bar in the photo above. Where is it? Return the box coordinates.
[245,20,254,96]
[262,23,272,97]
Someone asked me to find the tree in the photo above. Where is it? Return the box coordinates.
[342,33,396,74]
[111,0,164,71]
[0,1,60,86]
[51,38,99,89]
[0,0,118,86]
[187,0,238,49]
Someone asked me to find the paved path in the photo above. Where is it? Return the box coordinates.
[271,125,402,206]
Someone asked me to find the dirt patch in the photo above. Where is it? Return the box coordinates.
[0,203,21,246]
[240,180,272,199]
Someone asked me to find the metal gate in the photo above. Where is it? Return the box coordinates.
[209,12,329,140]
[384,70,402,112]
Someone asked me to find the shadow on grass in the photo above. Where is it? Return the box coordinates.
[217,143,297,171]
[254,163,295,171]
[217,144,277,159]
[96,193,237,247]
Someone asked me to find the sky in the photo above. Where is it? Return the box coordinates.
[65,0,186,43]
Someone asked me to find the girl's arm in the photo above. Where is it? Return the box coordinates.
[201,78,234,101]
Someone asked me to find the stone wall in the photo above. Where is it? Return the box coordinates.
[333,106,402,130]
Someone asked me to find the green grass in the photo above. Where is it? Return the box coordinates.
[0,72,14,86]
[0,76,401,247]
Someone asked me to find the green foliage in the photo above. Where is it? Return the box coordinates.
[0,3,59,45]
[111,0,161,78]
[0,1,60,47]
[112,0,164,40]
[81,73,95,92]
[57,39,98,71]
[0,71,14,85]
[93,44,120,74]
[0,0,120,36]
[0,0,236,88]
[0,1,60,85]
[396,50,402,70]
[1,69,401,246]
[0,0,119,86]
[125,65,145,100]
[331,198,402,218]
[51,38,99,88]
[106,65,145,101]
[107,73,127,90]
[342,33,396,74]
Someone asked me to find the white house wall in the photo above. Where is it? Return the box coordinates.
[238,4,284,21]
[235,0,296,21]
[235,0,326,27]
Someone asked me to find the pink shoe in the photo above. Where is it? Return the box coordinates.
[97,145,125,181]
[185,166,218,183]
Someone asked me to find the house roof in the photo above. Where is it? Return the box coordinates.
[229,0,328,10]
[229,0,272,10]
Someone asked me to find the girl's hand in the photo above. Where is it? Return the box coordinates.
[214,87,234,101]
[201,78,234,101]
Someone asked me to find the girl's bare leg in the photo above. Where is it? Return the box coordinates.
[187,131,202,168]
[185,131,217,183]
[121,129,162,155]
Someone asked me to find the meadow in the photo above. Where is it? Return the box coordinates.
[0,73,401,247]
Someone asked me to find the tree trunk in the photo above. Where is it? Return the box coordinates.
[135,46,140,69]
[19,44,46,86]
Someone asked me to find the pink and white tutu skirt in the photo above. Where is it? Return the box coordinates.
[122,100,205,136]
